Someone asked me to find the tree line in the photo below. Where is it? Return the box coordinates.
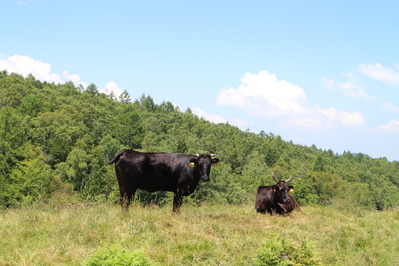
[1,70,399,210]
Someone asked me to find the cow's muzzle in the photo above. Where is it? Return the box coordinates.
[201,176,210,182]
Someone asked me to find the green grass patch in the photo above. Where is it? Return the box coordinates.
[1,203,399,265]
[83,244,152,266]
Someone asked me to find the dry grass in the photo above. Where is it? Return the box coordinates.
[1,202,399,265]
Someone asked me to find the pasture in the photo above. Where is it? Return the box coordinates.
[1,202,399,265]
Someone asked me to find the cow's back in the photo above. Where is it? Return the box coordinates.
[115,150,195,192]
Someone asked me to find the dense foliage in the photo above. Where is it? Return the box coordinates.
[83,245,152,266]
[1,71,399,210]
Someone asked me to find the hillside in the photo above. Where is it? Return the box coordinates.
[1,71,399,211]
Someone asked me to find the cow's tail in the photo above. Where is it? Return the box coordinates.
[105,150,126,165]
[291,196,305,215]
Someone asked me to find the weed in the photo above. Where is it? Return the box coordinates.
[83,244,152,266]
[255,237,320,266]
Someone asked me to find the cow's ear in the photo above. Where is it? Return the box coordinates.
[289,186,294,194]
[272,185,278,192]
[212,158,220,166]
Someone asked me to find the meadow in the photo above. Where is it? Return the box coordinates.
[1,201,399,265]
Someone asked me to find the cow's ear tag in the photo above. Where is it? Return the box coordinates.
[216,163,220,167]
[289,188,294,194]
[189,162,195,167]
[273,188,277,192]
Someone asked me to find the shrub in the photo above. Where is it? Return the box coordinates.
[83,244,153,266]
[255,237,320,266]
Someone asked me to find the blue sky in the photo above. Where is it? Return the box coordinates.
[1,0,399,161]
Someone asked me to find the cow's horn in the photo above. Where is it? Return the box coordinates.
[193,154,199,157]
[272,172,279,182]
[210,154,217,157]
[285,176,292,182]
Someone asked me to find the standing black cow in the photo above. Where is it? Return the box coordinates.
[255,173,303,215]
[106,149,219,213]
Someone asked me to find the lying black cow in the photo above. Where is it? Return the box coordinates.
[255,173,303,215]
[106,149,219,213]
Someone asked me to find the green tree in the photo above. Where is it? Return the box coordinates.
[31,108,88,165]
[9,148,54,205]
[86,83,99,96]
[119,90,132,103]
[110,105,145,149]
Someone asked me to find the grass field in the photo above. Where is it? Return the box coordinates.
[1,201,399,265]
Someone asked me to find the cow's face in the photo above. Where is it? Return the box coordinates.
[190,155,219,182]
[273,181,292,205]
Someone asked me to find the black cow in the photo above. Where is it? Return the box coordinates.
[106,149,220,213]
[255,173,303,215]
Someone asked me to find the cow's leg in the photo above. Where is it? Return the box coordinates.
[117,172,131,210]
[173,190,183,214]
[267,208,274,215]
[120,188,136,211]
[120,193,128,210]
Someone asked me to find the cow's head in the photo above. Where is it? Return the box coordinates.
[272,172,293,205]
[190,154,219,182]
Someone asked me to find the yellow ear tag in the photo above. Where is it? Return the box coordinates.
[216,163,220,167]
[273,188,277,192]
[189,162,195,167]
[289,188,294,194]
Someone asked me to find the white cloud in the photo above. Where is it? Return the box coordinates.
[216,70,309,117]
[0,55,64,83]
[192,107,250,128]
[324,72,374,101]
[377,119,399,133]
[17,0,23,4]
[383,102,399,113]
[16,0,34,5]
[358,63,399,86]
[342,71,359,83]
[0,54,125,96]
[284,106,365,130]
[62,70,87,88]
[215,70,367,131]
[322,78,334,88]
[192,108,227,124]
[172,103,183,112]
[337,81,374,100]
[321,108,365,126]
[229,117,249,128]
[100,81,124,98]
[0,55,86,87]
[287,118,324,130]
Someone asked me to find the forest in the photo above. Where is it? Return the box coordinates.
[1,70,399,211]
